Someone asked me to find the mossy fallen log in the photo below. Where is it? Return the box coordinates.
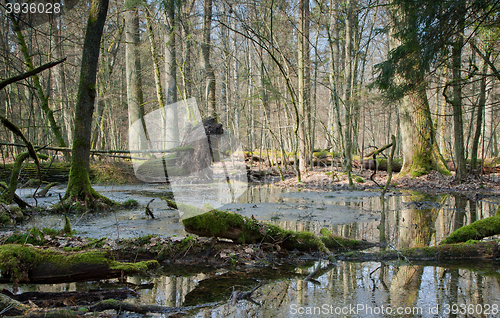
[0,291,219,317]
[362,158,402,172]
[338,241,500,261]
[182,210,374,253]
[319,228,376,250]
[440,206,500,245]
[0,244,158,284]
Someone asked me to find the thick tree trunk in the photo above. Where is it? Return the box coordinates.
[64,0,111,206]
[399,88,449,177]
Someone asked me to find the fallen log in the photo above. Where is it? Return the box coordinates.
[362,158,402,172]
[337,240,500,261]
[440,205,500,245]
[0,244,158,285]
[1,288,137,307]
[0,292,220,317]
[182,210,375,253]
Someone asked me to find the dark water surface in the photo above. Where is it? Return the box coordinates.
[4,184,500,317]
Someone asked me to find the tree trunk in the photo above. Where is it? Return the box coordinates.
[92,21,123,150]
[451,11,466,181]
[164,0,180,148]
[471,52,490,171]
[343,0,355,186]
[399,88,449,177]
[297,0,309,175]
[125,2,148,152]
[201,0,216,118]
[64,0,111,206]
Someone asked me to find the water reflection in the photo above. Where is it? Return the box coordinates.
[4,186,500,317]
[9,260,498,318]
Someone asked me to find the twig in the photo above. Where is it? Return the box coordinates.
[145,199,155,219]
[230,282,264,306]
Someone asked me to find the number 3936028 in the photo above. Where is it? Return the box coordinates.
[5,2,61,14]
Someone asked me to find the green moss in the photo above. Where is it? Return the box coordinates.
[0,244,158,283]
[355,176,365,183]
[183,210,245,237]
[313,150,329,158]
[121,199,139,208]
[109,259,158,272]
[5,228,47,245]
[319,228,368,250]
[0,211,11,225]
[441,215,500,245]
[0,204,24,225]
[183,210,330,252]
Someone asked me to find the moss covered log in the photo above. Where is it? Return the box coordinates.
[440,205,500,245]
[0,244,158,284]
[182,210,374,253]
[338,240,500,261]
[319,228,375,250]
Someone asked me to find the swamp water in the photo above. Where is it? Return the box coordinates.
[4,184,500,317]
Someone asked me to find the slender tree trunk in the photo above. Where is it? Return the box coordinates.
[297,0,309,175]
[53,19,72,154]
[343,0,354,186]
[201,0,216,118]
[164,1,179,148]
[145,8,165,110]
[451,14,466,181]
[125,3,148,151]
[64,0,112,205]
[471,52,490,171]
[180,0,195,99]
[92,22,123,150]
